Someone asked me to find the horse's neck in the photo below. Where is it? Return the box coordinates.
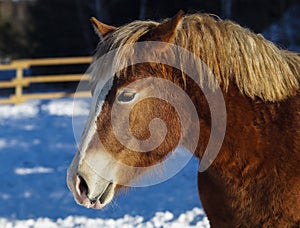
[190,81,296,169]
[196,85,300,225]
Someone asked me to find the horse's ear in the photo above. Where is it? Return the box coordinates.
[142,10,184,43]
[90,17,117,38]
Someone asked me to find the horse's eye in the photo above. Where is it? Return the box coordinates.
[117,90,136,103]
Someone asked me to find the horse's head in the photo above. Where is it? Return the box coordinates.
[67,12,195,209]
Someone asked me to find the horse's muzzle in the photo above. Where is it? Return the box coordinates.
[67,169,115,210]
[74,175,105,209]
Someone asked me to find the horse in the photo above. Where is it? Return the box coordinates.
[67,11,300,227]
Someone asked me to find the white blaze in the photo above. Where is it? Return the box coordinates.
[78,77,114,163]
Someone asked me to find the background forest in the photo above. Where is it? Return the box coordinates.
[0,0,299,59]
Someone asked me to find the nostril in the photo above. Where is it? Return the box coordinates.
[76,175,89,197]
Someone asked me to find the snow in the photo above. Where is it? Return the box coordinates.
[14,166,54,175]
[0,98,209,227]
[0,138,7,149]
[0,101,39,119]
[0,208,210,228]
[41,99,90,117]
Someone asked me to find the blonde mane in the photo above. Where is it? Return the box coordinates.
[94,13,300,101]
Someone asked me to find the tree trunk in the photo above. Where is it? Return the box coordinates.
[75,0,94,53]
[221,0,232,18]
[139,0,147,20]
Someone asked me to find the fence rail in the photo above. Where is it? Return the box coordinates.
[0,57,92,104]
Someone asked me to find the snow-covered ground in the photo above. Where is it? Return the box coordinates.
[0,208,209,228]
[0,99,209,227]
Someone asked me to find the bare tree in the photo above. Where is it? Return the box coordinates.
[75,0,94,53]
[95,0,104,21]
[221,0,232,18]
[139,0,147,20]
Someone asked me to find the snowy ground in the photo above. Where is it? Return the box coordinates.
[0,208,209,228]
[0,99,209,227]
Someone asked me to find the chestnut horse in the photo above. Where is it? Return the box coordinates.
[67,11,300,227]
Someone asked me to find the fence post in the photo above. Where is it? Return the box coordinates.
[14,67,25,104]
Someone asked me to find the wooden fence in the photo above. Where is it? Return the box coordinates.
[0,57,92,104]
